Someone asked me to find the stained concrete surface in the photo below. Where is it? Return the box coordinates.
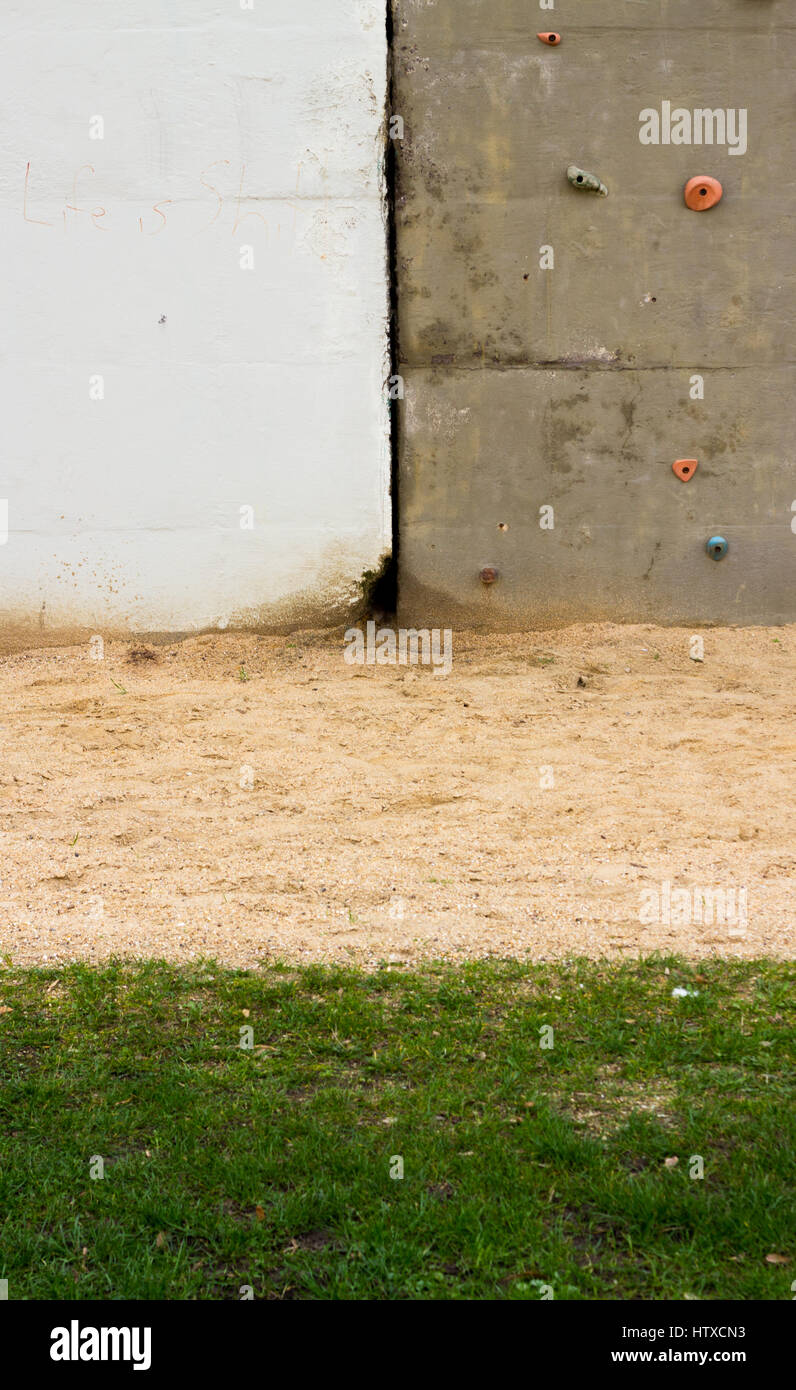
[393,0,795,626]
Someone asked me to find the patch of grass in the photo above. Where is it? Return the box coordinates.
[0,957,792,1301]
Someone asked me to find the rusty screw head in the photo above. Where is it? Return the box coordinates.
[479,566,499,586]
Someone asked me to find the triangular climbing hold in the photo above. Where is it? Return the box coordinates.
[673,458,698,482]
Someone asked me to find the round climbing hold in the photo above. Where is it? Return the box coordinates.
[479,566,499,586]
[684,176,723,211]
[537,32,561,45]
[706,535,728,561]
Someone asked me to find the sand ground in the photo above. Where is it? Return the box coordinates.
[0,623,793,968]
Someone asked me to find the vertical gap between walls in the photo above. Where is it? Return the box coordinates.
[384,0,400,616]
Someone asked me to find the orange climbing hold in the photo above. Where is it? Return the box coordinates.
[537,33,561,45]
[684,176,723,211]
[673,458,698,482]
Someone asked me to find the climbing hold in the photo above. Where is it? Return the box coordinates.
[479,566,499,586]
[706,535,728,561]
[537,33,561,46]
[684,176,723,212]
[673,458,698,482]
[567,165,608,197]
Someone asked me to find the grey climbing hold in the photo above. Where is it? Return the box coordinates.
[567,165,608,196]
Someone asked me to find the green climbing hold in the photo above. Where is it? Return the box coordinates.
[567,165,608,197]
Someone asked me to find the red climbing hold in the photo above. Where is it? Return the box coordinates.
[684,177,723,211]
[537,33,561,46]
[673,459,698,482]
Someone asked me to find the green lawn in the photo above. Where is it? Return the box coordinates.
[0,956,793,1300]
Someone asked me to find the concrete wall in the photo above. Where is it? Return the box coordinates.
[0,0,390,646]
[393,0,796,627]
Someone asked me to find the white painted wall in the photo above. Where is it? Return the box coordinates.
[0,0,390,638]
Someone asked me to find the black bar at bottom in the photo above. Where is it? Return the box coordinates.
[2,1298,787,1381]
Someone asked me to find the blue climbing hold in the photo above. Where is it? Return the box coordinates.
[706,535,728,560]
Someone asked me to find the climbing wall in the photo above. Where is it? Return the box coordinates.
[392,0,795,627]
